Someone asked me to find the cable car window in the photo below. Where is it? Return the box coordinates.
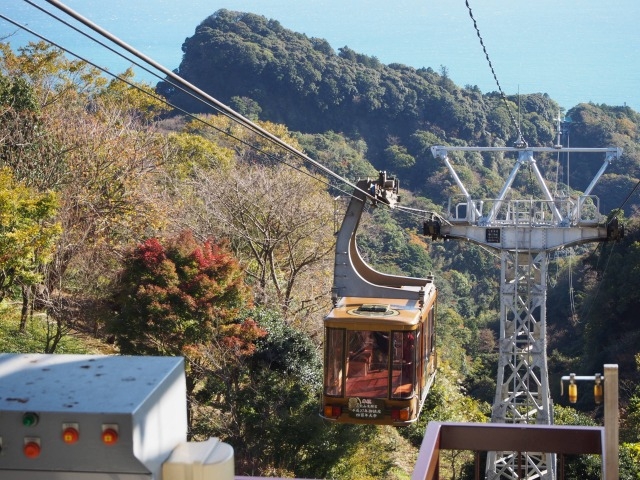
[429,306,436,353]
[345,330,389,398]
[421,322,428,389]
[391,331,415,399]
[324,328,344,396]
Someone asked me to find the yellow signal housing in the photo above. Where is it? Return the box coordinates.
[594,373,603,405]
[568,373,578,404]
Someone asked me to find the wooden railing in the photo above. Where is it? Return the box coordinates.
[411,422,606,480]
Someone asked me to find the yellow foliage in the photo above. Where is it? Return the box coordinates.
[100,68,169,120]
[0,168,60,289]
[1,41,108,103]
[617,117,637,137]
[184,113,303,162]
[166,132,235,178]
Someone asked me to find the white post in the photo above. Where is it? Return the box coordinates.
[604,364,619,480]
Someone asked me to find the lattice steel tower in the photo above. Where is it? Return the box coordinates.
[426,145,623,479]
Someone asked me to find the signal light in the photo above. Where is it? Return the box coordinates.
[62,425,80,444]
[391,408,410,421]
[562,372,607,405]
[22,412,39,427]
[568,373,578,403]
[101,427,119,445]
[323,405,341,418]
[594,373,603,405]
[23,439,41,458]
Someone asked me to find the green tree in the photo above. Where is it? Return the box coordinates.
[230,95,262,121]
[196,308,323,476]
[0,55,64,192]
[110,231,266,432]
[0,42,173,329]
[295,130,376,181]
[193,307,416,479]
[578,222,640,376]
[620,354,640,479]
[401,363,489,478]
[0,168,60,330]
[624,354,640,444]
[384,143,416,170]
[164,130,235,180]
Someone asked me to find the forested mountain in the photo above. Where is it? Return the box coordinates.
[1,8,640,478]
[158,9,640,214]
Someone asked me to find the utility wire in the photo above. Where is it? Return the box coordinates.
[21,0,211,115]
[579,239,617,325]
[0,12,355,202]
[22,0,323,159]
[22,0,320,177]
[465,0,527,147]
[27,0,424,214]
[24,0,161,82]
[7,1,375,204]
[32,3,632,308]
[40,0,370,199]
[13,0,550,226]
[464,0,636,324]
[8,0,637,312]
[617,178,640,210]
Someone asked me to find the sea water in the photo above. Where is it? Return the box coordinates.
[2,0,638,112]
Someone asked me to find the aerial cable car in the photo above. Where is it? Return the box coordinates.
[321,172,437,425]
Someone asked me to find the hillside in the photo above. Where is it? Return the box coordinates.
[158,9,640,214]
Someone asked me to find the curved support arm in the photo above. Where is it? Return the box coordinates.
[332,177,434,303]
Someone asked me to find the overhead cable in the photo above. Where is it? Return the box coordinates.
[465,0,527,147]
[11,1,444,220]
[41,0,368,199]
[0,11,355,202]
[23,0,308,166]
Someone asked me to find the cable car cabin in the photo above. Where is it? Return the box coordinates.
[322,293,436,425]
[322,173,438,425]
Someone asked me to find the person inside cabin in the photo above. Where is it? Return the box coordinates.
[371,332,389,369]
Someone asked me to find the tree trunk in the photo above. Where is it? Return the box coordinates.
[19,284,31,332]
[45,316,64,353]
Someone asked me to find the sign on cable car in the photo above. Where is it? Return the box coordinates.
[348,398,385,419]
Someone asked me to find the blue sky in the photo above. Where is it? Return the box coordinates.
[2,0,639,112]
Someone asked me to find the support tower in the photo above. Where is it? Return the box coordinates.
[426,145,623,479]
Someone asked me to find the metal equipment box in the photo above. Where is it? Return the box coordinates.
[0,353,187,479]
